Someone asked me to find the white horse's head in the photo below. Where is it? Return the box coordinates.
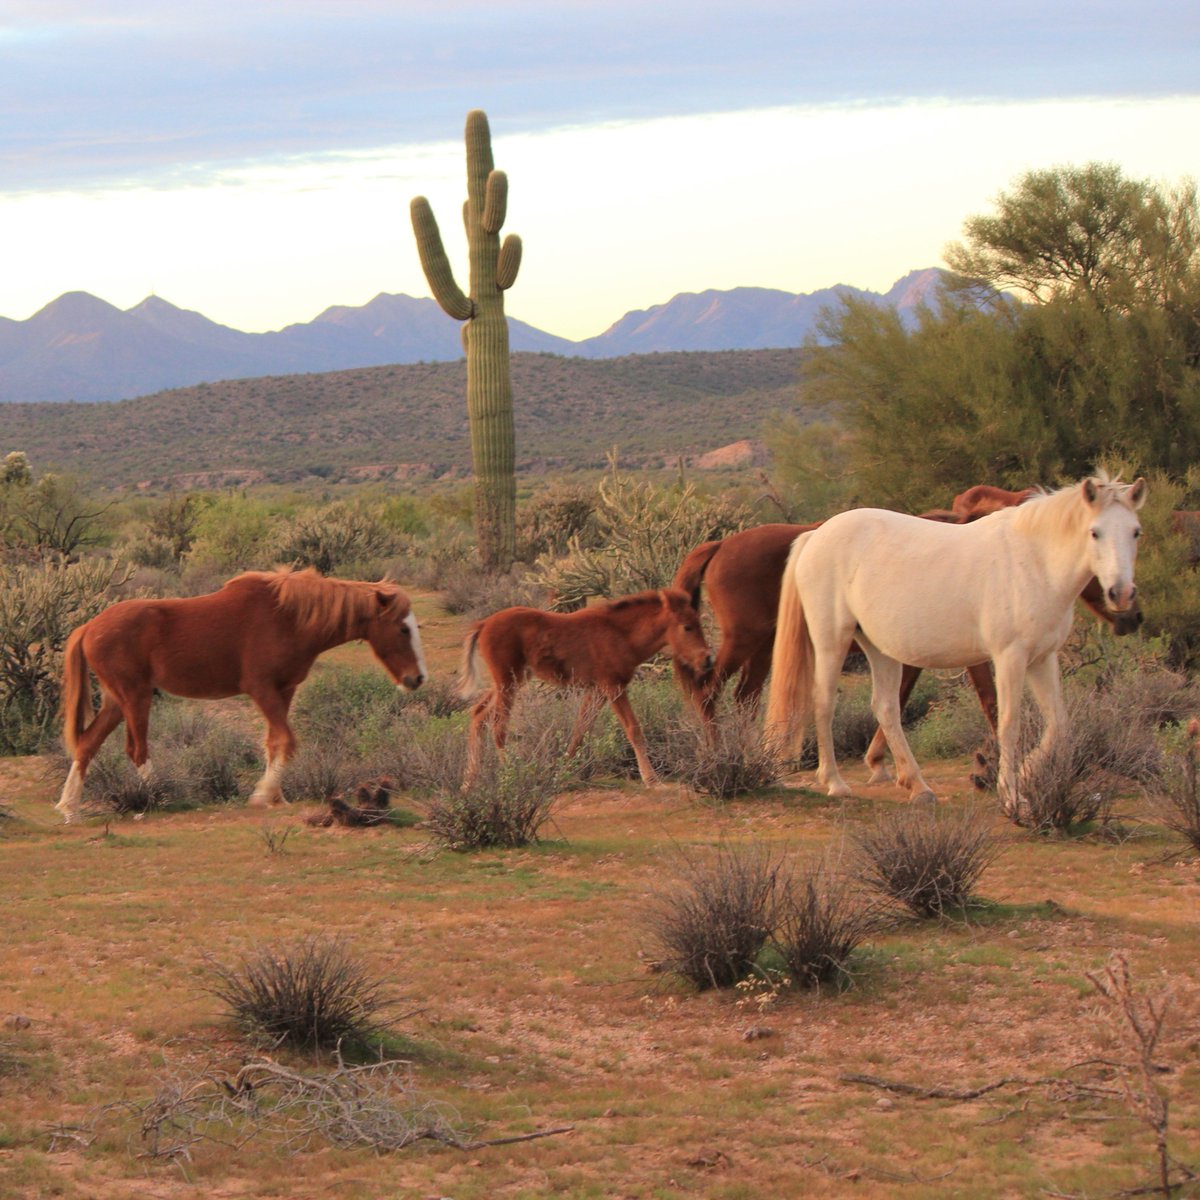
[1082,476,1147,613]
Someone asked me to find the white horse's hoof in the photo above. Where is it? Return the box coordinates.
[865,765,892,786]
[825,781,852,798]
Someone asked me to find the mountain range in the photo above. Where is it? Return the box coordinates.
[0,269,943,404]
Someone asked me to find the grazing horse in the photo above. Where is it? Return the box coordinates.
[459,588,713,786]
[764,474,1147,815]
[56,568,427,823]
[951,484,1037,519]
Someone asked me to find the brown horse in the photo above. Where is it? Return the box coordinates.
[56,568,426,822]
[459,588,713,786]
[673,494,1142,783]
[951,484,1037,519]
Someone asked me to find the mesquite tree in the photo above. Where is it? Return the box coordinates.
[411,109,522,570]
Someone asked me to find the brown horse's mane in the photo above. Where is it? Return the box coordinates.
[230,567,407,641]
[606,590,666,613]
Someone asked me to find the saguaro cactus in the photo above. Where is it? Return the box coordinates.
[411,109,523,570]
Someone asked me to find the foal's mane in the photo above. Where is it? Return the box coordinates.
[236,567,407,640]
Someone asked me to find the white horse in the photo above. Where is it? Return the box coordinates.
[764,474,1147,815]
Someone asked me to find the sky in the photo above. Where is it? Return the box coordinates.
[1,1,1198,341]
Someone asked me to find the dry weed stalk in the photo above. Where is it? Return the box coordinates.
[1085,953,1194,1198]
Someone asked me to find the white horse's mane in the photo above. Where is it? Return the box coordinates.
[1008,471,1136,540]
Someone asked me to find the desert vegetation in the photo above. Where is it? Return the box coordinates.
[2,162,1200,1197]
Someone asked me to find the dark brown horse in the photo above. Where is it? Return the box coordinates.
[673,494,1142,783]
[460,588,713,786]
[56,568,426,822]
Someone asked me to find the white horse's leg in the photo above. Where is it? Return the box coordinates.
[1019,651,1066,786]
[859,642,935,801]
[991,649,1028,819]
[811,646,851,797]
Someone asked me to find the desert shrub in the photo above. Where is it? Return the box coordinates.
[421,751,568,852]
[280,741,369,804]
[182,493,282,578]
[1150,721,1200,854]
[1017,684,1164,831]
[771,859,886,990]
[438,559,546,618]
[205,936,402,1053]
[271,500,399,576]
[644,843,787,990]
[852,805,1002,917]
[660,705,782,799]
[908,674,994,761]
[389,527,476,592]
[534,457,750,610]
[118,492,199,569]
[0,557,134,754]
[515,481,600,562]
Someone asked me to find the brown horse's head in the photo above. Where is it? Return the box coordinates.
[364,585,427,690]
[659,588,714,680]
[1078,575,1144,636]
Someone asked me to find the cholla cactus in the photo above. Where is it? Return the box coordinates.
[411,109,522,570]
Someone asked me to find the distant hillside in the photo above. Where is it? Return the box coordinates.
[0,270,945,404]
[4,349,808,489]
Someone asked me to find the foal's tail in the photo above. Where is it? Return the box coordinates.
[763,533,815,758]
[61,626,93,756]
[457,624,488,700]
[671,538,722,700]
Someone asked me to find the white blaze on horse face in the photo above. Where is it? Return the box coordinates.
[401,612,427,690]
[1086,499,1142,612]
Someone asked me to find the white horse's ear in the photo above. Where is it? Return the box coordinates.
[1083,478,1099,506]
[1127,477,1148,509]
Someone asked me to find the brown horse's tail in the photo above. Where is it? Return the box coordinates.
[763,533,815,758]
[457,624,487,700]
[61,626,93,756]
[671,538,722,700]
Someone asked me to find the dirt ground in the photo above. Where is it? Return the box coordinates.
[2,604,1198,1199]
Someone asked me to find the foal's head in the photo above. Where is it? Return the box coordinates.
[364,585,427,691]
[659,588,714,679]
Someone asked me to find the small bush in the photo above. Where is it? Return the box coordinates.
[1152,721,1200,854]
[771,860,885,990]
[205,936,401,1053]
[421,747,567,852]
[438,559,545,618]
[908,675,993,761]
[852,805,1002,917]
[669,707,782,800]
[644,843,787,990]
[1018,687,1163,831]
[271,500,399,577]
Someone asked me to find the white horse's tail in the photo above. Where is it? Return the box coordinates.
[457,624,488,700]
[764,533,815,758]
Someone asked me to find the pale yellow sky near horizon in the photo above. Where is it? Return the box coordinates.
[2,96,1197,341]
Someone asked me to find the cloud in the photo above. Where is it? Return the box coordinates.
[2,1,1197,193]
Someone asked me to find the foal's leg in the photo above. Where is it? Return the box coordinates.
[859,642,935,802]
[566,691,607,756]
[56,694,125,822]
[247,687,297,807]
[464,691,494,788]
[609,691,658,785]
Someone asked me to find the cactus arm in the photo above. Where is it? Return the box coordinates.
[496,234,522,291]
[483,170,508,234]
[410,197,473,321]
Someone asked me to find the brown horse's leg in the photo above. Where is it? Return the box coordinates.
[609,691,658,785]
[864,663,923,784]
[123,688,155,779]
[247,687,296,807]
[965,662,998,730]
[566,691,606,756]
[730,637,774,712]
[56,695,124,822]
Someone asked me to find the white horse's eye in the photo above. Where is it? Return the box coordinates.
[1133,528,1142,539]
[1090,529,1100,539]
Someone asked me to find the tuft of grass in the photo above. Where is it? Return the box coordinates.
[770,859,887,990]
[852,805,1003,918]
[644,843,787,990]
[204,936,403,1054]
